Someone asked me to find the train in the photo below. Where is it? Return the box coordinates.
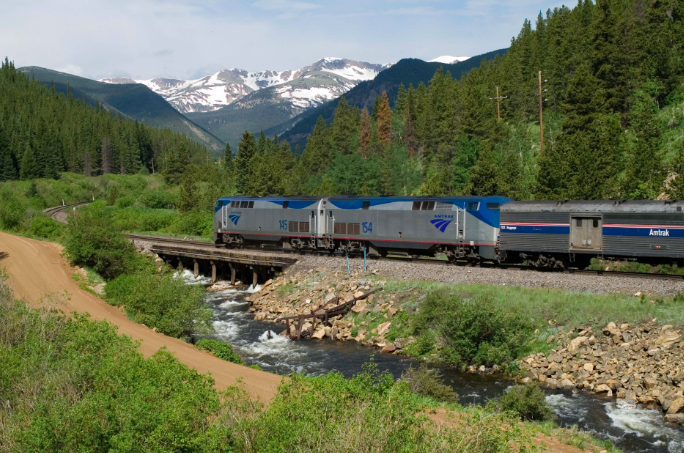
[213,196,684,268]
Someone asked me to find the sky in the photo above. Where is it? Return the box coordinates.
[2,0,566,81]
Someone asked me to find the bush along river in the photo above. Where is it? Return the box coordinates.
[180,271,684,453]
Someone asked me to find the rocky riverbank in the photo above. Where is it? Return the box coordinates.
[228,269,412,354]
[520,322,684,426]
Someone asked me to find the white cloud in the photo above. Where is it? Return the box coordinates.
[252,0,321,11]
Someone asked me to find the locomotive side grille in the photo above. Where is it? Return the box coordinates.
[289,221,299,233]
[348,223,360,235]
[334,223,346,234]
[435,202,452,210]
[299,222,310,233]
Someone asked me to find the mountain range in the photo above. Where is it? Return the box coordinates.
[102,58,390,114]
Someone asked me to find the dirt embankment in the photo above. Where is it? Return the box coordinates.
[0,231,281,402]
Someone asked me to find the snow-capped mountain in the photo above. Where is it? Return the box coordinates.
[101,58,390,114]
[429,56,471,64]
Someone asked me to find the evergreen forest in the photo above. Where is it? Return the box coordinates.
[0,59,212,182]
[232,0,684,200]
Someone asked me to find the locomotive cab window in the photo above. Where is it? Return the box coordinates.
[486,203,500,210]
[362,201,370,210]
[467,202,480,210]
[240,201,248,208]
[217,201,223,207]
[421,201,434,210]
[283,201,289,209]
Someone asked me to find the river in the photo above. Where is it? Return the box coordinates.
[183,272,684,453]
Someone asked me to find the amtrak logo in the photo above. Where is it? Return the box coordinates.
[229,214,241,225]
[430,218,452,233]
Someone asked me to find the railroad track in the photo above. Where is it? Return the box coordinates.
[43,202,92,223]
[126,233,217,248]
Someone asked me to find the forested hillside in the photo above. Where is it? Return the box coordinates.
[0,59,213,181]
[275,50,506,150]
[20,66,224,151]
[243,0,684,199]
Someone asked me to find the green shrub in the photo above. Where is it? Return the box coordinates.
[105,271,212,338]
[401,364,459,403]
[0,192,27,230]
[489,382,555,422]
[196,339,244,365]
[164,211,213,238]
[112,207,178,232]
[141,190,178,209]
[28,216,66,241]
[411,290,536,368]
[0,290,220,453]
[63,201,137,279]
[115,195,136,208]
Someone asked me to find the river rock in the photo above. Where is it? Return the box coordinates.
[665,414,684,424]
[595,384,613,396]
[568,336,588,353]
[381,343,396,353]
[311,327,326,339]
[377,322,391,336]
[667,397,684,415]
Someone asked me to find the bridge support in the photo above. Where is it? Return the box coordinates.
[193,259,199,278]
[251,266,258,288]
[177,259,183,271]
[230,266,236,285]
[210,261,217,283]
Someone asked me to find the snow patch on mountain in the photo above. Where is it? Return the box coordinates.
[100,57,388,114]
[429,55,470,64]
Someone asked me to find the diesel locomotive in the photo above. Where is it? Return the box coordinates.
[214,196,684,267]
[213,195,510,263]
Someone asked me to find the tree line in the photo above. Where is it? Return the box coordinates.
[0,58,212,182]
[230,0,684,200]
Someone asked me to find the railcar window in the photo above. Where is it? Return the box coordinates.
[678,207,683,212]
[240,201,248,208]
[486,203,500,210]
[593,219,599,228]
[421,201,434,210]
[412,202,421,210]
[283,201,289,209]
[289,221,298,232]
[299,222,309,233]
[427,201,435,210]
[248,201,254,208]
[362,201,370,210]
[576,219,582,227]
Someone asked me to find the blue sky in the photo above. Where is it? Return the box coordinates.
[3,0,567,80]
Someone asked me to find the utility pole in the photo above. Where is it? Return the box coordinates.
[539,71,544,155]
[489,87,507,122]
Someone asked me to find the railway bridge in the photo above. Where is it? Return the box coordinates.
[128,235,298,286]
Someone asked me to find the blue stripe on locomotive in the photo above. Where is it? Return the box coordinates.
[328,196,511,228]
[501,224,570,234]
[216,197,319,212]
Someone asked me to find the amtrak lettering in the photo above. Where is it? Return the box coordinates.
[650,229,670,237]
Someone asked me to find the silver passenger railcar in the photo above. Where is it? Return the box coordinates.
[499,200,684,267]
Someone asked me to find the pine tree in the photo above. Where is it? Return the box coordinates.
[20,143,40,180]
[371,95,382,122]
[404,103,417,159]
[177,171,198,213]
[222,142,233,171]
[468,146,502,196]
[395,83,408,117]
[235,131,257,194]
[376,91,393,146]
[257,130,267,155]
[668,144,684,199]
[83,151,92,177]
[330,97,359,155]
[101,136,114,174]
[624,86,664,199]
[358,108,372,159]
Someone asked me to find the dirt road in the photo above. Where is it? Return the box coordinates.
[0,231,281,402]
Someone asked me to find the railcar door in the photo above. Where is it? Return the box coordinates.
[570,216,602,250]
[456,207,466,241]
